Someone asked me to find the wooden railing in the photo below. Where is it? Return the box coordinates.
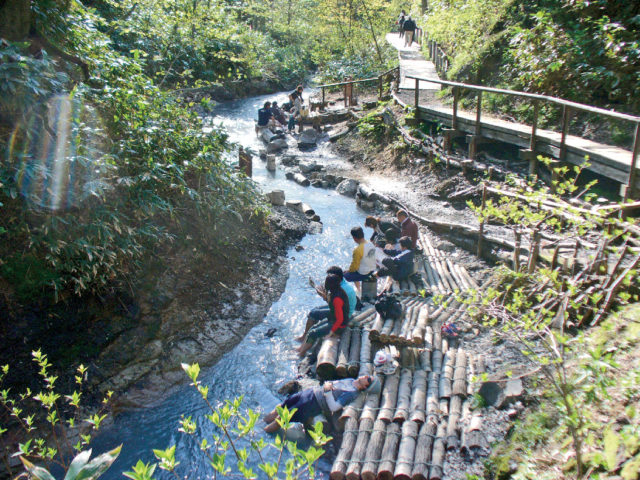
[406,75,640,199]
[317,66,400,108]
[423,35,449,77]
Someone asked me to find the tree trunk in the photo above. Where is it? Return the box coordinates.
[1,0,31,41]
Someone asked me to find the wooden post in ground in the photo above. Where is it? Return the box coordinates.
[623,121,640,202]
[468,91,482,159]
[378,75,383,101]
[414,78,420,109]
[527,100,540,177]
[560,105,571,162]
[477,183,487,258]
[322,87,326,110]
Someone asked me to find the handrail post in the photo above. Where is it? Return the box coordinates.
[475,91,482,136]
[452,86,458,130]
[560,105,570,161]
[624,122,640,201]
[414,78,420,109]
[322,87,325,110]
[530,99,539,151]
[378,75,383,101]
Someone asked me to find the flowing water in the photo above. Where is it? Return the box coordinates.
[93,92,374,478]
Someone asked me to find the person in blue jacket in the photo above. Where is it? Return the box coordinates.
[263,375,381,433]
[375,236,414,281]
[257,101,273,127]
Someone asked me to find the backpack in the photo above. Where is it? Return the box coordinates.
[375,292,403,320]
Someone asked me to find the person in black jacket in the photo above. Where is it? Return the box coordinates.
[403,16,417,47]
[365,216,401,247]
[257,101,273,127]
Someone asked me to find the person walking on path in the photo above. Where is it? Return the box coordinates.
[403,16,417,47]
[397,10,407,39]
[296,273,350,357]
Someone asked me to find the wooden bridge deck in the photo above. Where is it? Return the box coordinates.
[387,34,639,195]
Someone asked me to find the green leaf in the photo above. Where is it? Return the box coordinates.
[604,427,620,470]
[20,458,56,480]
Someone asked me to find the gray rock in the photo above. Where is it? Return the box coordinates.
[267,138,288,153]
[321,180,330,188]
[498,379,524,408]
[280,154,299,166]
[310,179,323,187]
[298,161,322,174]
[267,190,285,206]
[336,178,359,197]
[286,200,303,212]
[292,173,311,187]
[297,129,320,148]
[478,381,502,407]
[266,155,276,171]
[309,221,323,234]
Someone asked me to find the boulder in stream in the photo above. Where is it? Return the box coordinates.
[267,190,285,206]
[297,129,320,149]
[336,178,359,197]
[267,138,288,153]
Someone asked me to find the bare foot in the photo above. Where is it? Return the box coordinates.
[294,335,305,342]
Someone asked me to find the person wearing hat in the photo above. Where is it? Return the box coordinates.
[263,375,381,433]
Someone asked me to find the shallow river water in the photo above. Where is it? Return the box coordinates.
[93,92,373,478]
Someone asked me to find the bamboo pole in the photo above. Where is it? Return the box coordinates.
[411,307,429,344]
[331,417,359,480]
[420,346,431,372]
[371,313,385,336]
[361,419,387,480]
[445,395,463,450]
[439,348,455,399]
[345,418,374,480]
[348,327,362,377]
[378,371,400,422]
[452,348,468,396]
[427,422,447,480]
[393,368,414,422]
[359,329,373,377]
[340,394,365,426]
[411,419,437,480]
[377,422,401,480]
[466,351,476,396]
[361,383,383,422]
[317,335,341,379]
[336,328,353,377]
[393,420,419,480]
[409,370,428,423]
[425,371,439,418]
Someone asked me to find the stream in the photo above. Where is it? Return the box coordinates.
[93,92,377,478]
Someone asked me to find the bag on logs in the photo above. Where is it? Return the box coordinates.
[377,422,401,480]
[393,420,419,480]
[411,419,437,480]
[317,336,341,380]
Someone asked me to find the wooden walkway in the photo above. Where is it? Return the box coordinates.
[317,228,489,480]
[386,34,640,197]
[385,34,440,91]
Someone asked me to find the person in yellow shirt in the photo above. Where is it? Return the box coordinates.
[344,227,376,285]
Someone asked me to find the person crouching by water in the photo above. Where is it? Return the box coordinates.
[263,375,381,433]
[257,101,273,129]
[296,273,349,357]
[270,101,287,126]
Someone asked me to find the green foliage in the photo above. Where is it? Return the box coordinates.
[468,164,640,478]
[0,350,115,478]
[124,363,332,480]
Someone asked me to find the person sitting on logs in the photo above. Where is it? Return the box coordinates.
[396,209,419,249]
[374,236,415,282]
[344,227,377,290]
[263,375,381,433]
[296,266,357,343]
[365,215,401,247]
[296,273,350,357]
